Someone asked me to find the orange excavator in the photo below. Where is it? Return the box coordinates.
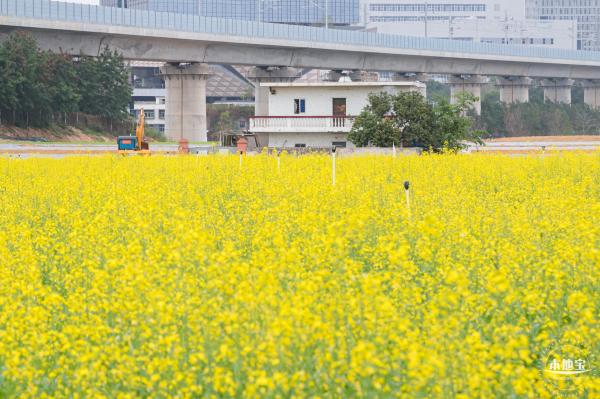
[117,108,150,155]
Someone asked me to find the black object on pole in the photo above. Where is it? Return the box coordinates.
[404,181,410,191]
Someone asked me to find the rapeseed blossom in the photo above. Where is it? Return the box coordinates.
[0,153,597,398]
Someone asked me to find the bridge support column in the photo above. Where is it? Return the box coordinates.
[582,80,600,109]
[497,77,531,104]
[448,75,485,115]
[160,63,210,142]
[248,67,300,116]
[541,78,574,105]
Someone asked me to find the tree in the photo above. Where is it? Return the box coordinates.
[432,93,483,150]
[0,32,132,130]
[426,80,450,103]
[347,93,399,147]
[349,91,482,151]
[77,46,131,122]
[216,111,235,133]
[0,32,45,127]
[392,91,435,147]
[478,90,504,137]
[479,89,600,137]
[44,52,80,118]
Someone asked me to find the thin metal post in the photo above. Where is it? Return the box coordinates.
[332,149,336,186]
[404,181,411,221]
[277,153,281,174]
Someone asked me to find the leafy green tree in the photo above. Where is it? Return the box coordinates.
[478,90,504,137]
[0,34,19,124]
[349,91,482,151]
[392,91,435,147]
[78,47,131,121]
[426,80,450,103]
[216,111,235,132]
[0,32,133,131]
[479,88,600,136]
[347,93,398,147]
[44,52,80,117]
[433,93,483,149]
[0,32,45,127]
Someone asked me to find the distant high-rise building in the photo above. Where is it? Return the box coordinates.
[100,0,360,26]
[526,0,599,51]
[364,1,577,50]
[100,0,197,14]
[205,0,360,26]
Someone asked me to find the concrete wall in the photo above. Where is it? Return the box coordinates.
[268,132,354,148]
[267,84,424,116]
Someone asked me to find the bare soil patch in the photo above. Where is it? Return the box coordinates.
[0,125,113,142]
[487,135,600,143]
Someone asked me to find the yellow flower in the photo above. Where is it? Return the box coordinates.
[0,152,596,398]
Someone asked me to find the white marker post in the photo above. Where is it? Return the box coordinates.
[404,181,411,222]
[332,146,337,186]
[239,151,243,171]
[393,142,397,158]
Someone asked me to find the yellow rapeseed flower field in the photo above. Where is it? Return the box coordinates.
[0,153,598,398]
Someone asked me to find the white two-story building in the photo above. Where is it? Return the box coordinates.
[249,81,426,148]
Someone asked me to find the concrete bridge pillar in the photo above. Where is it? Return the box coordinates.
[448,75,485,115]
[541,78,574,105]
[497,77,532,104]
[248,67,300,116]
[581,80,600,109]
[160,63,210,142]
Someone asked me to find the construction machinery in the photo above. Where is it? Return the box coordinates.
[117,108,150,155]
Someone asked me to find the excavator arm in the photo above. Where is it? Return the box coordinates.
[136,108,145,151]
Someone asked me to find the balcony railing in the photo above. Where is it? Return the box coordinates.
[249,116,355,133]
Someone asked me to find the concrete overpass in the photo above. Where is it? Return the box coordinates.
[2,0,600,140]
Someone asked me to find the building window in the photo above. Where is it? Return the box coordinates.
[159,110,165,120]
[332,141,347,148]
[239,120,247,129]
[294,99,306,114]
[144,110,155,119]
[294,143,306,148]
